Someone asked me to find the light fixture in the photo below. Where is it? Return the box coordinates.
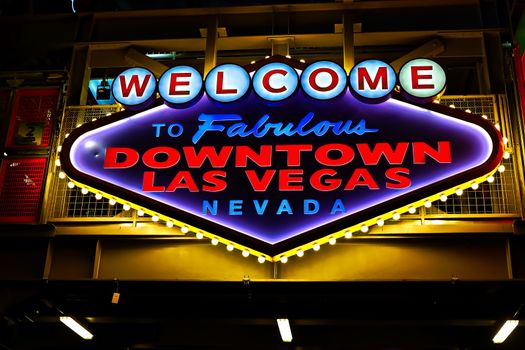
[226,244,234,251]
[498,165,505,173]
[166,221,174,228]
[440,194,447,202]
[211,238,219,245]
[482,114,488,119]
[59,316,93,340]
[503,151,510,159]
[377,219,384,226]
[276,318,293,342]
[137,210,144,216]
[258,256,266,263]
[471,182,479,190]
[296,250,304,257]
[313,243,320,251]
[58,171,66,179]
[242,250,250,258]
[95,193,102,200]
[328,237,336,245]
[360,225,369,233]
[280,256,288,263]
[487,175,495,183]
[392,212,400,220]
[424,200,432,208]
[455,188,463,196]
[344,231,353,239]
[67,181,75,189]
[55,159,61,167]
[408,206,416,214]
[81,188,88,195]
[196,232,204,239]
[503,136,508,145]
[493,320,519,344]
[123,204,131,211]
[109,199,116,206]
[180,226,189,233]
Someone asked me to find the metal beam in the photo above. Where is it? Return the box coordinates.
[204,16,218,77]
[88,1,478,20]
[343,12,355,73]
[124,48,168,78]
[390,38,445,71]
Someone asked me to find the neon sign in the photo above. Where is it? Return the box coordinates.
[61,56,503,262]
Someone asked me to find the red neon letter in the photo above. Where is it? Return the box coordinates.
[411,66,434,89]
[142,147,181,169]
[279,169,304,191]
[310,169,341,191]
[245,170,276,192]
[104,147,139,169]
[216,71,237,94]
[315,144,355,166]
[119,74,152,97]
[166,171,199,192]
[169,72,192,95]
[413,141,451,164]
[262,69,288,93]
[357,66,388,90]
[203,171,227,192]
[142,171,165,192]
[275,144,313,167]
[183,146,233,168]
[357,142,409,165]
[344,168,379,190]
[386,167,411,189]
[309,68,339,92]
[235,145,272,167]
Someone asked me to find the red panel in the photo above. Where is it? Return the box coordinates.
[518,49,525,124]
[5,87,60,149]
[0,157,48,223]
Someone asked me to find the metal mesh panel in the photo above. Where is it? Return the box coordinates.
[48,105,133,219]
[47,96,520,220]
[424,95,519,216]
[0,157,47,223]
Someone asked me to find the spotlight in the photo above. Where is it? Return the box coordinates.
[276,318,293,342]
[493,320,519,344]
[59,316,93,340]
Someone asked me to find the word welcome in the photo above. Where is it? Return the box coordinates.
[112,58,446,108]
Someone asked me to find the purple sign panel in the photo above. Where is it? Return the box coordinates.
[61,58,503,257]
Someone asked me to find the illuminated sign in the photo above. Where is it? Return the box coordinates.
[61,56,503,262]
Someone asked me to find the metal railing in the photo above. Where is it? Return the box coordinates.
[46,96,521,222]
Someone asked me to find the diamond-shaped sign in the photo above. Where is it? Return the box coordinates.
[61,65,502,260]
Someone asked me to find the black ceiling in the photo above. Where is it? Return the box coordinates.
[1,280,524,349]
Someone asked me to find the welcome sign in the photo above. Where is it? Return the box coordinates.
[60,56,503,262]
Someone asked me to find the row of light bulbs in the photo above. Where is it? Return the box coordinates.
[54,105,511,263]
